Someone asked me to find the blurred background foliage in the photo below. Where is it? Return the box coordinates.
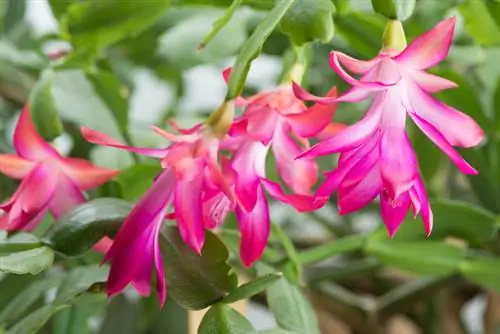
[1,0,500,333]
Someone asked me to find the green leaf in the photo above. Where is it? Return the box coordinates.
[52,296,106,334]
[223,274,281,304]
[8,304,68,334]
[365,240,464,276]
[271,224,302,284]
[61,0,170,50]
[334,11,384,58]
[0,276,64,325]
[86,71,129,133]
[296,234,366,265]
[0,247,54,275]
[98,295,141,334]
[160,227,238,310]
[44,198,132,257]
[279,0,334,46]
[28,70,64,141]
[226,0,296,99]
[115,163,163,201]
[198,303,256,334]
[494,77,500,133]
[49,0,75,20]
[158,9,252,69]
[0,236,42,255]
[371,0,415,21]
[267,278,319,334]
[54,265,108,304]
[200,0,243,50]
[459,0,500,46]
[4,0,26,35]
[460,256,500,292]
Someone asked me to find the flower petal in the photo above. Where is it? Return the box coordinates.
[174,172,205,254]
[0,154,35,179]
[151,125,199,143]
[49,173,86,219]
[381,191,411,238]
[81,127,166,157]
[14,106,59,160]
[62,157,119,190]
[410,112,477,175]
[330,51,396,90]
[153,222,166,306]
[411,177,433,236]
[379,129,418,199]
[235,185,270,267]
[232,141,269,211]
[1,164,57,230]
[335,51,385,74]
[410,70,458,93]
[394,17,456,70]
[105,169,175,299]
[292,82,339,104]
[272,123,317,194]
[338,165,382,215]
[260,178,327,212]
[285,87,337,138]
[408,86,484,148]
[298,95,383,158]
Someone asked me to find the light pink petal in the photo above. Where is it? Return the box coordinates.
[336,86,373,103]
[49,173,86,219]
[92,237,113,254]
[203,191,232,229]
[315,123,347,140]
[232,141,269,211]
[174,173,205,254]
[272,123,317,194]
[381,191,411,238]
[235,103,279,145]
[235,185,270,267]
[292,82,339,104]
[14,105,59,160]
[298,95,383,158]
[260,178,328,212]
[330,51,396,90]
[151,125,199,143]
[408,86,484,148]
[379,129,418,199]
[285,87,338,138]
[0,154,35,179]
[62,157,119,190]
[410,112,477,175]
[81,126,166,157]
[168,120,202,134]
[394,17,456,70]
[410,70,457,93]
[335,51,385,74]
[338,165,382,215]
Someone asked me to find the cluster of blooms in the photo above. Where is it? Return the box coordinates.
[0,17,483,305]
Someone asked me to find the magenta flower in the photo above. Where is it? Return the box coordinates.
[82,122,233,305]
[293,17,484,236]
[0,106,118,247]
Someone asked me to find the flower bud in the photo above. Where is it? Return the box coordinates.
[382,20,407,52]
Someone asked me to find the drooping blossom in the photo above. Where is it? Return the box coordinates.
[293,17,484,236]
[222,68,341,264]
[0,106,118,251]
[81,108,235,305]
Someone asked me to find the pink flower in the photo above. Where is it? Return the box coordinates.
[0,106,118,248]
[82,121,233,305]
[293,17,484,236]
[220,70,340,264]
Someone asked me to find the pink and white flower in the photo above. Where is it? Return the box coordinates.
[293,17,484,236]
